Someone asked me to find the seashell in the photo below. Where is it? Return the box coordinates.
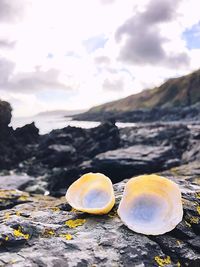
[66,173,115,214]
[118,174,183,235]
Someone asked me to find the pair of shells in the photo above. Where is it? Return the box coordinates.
[66,173,183,235]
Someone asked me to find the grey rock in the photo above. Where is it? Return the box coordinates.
[0,173,34,191]
[0,162,200,266]
[80,145,180,182]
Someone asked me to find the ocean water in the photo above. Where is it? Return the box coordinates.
[10,115,136,135]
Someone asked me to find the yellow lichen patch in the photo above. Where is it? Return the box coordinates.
[13,227,29,240]
[5,212,10,220]
[16,211,21,216]
[195,192,200,199]
[176,240,181,246]
[60,233,73,240]
[18,195,28,201]
[43,229,55,237]
[185,221,191,227]
[177,261,181,267]
[189,216,199,224]
[51,207,60,212]
[196,205,200,215]
[65,219,86,228]
[5,236,9,241]
[154,256,171,267]
[0,189,18,198]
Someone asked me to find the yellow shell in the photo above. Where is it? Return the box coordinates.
[118,174,183,235]
[66,173,115,214]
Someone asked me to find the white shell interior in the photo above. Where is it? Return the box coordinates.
[123,194,168,224]
[118,176,183,235]
[66,173,114,213]
[119,194,171,234]
[82,189,110,209]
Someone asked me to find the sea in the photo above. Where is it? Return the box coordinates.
[10,115,136,135]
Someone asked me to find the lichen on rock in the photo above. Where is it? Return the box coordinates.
[0,162,200,266]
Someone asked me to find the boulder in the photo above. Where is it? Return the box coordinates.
[0,100,12,127]
[34,120,120,169]
[14,122,39,144]
[80,145,180,182]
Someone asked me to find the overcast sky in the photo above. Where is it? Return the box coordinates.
[0,0,200,117]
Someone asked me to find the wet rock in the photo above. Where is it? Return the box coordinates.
[79,145,180,182]
[0,162,199,266]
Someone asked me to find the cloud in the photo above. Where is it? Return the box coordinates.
[0,0,26,23]
[9,68,72,91]
[0,38,16,49]
[115,0,189,67]
[100,0,115,4]
[0,57,15,86]
[0,60,76,93]
[103,78,124,91]
[94,56,111,65]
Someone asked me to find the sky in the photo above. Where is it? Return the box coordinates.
[0,0,200,117]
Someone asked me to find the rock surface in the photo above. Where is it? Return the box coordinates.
[43,123,196,195]
[0,100,12,127]
[1,112,200,197]
[80,145,179,181]
[0,162,200,267]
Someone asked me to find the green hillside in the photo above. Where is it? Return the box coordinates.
[90,69,200,112]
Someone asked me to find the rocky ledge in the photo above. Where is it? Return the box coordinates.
[0,162,200,267]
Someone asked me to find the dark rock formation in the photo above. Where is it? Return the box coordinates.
[0,98,199,198]
[35,120,120,167]
[14,122,39,144]
[44,123,192,196]
[0,100,12,127]
[0,162,199,266]
[0,122,39,170]
[22,120,120,178]
[73,104,200,123]
[80,145,180,181]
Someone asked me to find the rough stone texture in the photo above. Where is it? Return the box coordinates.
[0,122,39,170]
[0,100,12,127]
[14,123,39,145]
[0,173,33,191]
[80,145,180,181]
[44,123,193,195]
[0,162,200,267]
[1,119,199,197]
